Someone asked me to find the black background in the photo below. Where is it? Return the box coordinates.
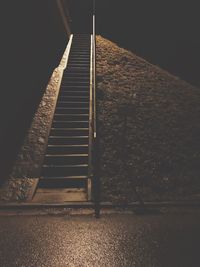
[0,1,68,181]
[96,0,200,87]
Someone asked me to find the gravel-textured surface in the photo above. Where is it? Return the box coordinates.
[0,178,35,202]
[1,36,200,203]
[97,36,200,202]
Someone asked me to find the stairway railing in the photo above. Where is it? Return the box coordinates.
[88,5,100,217]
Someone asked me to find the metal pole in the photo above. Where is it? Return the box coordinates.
[92,0,100,218]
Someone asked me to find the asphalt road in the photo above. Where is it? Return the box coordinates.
[0,209,200,267]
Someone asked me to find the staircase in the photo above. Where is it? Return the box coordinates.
[36,34,92,202]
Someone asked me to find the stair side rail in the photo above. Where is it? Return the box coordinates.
[88,0,100,217]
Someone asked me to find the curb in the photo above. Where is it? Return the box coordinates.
[1,201,200,209]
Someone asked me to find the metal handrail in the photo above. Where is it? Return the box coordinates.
[92,14,97,139]
[92,5,100,218]
[88,34,93,202]
[88,2,100,217]
[88,23,96,195]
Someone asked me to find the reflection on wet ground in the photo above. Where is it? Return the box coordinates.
[0,209,200,266]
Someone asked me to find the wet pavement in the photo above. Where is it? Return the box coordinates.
[0,208,200,267]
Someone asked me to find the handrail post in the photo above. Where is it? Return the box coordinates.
[88,0,100,218]
[92,0,100,218]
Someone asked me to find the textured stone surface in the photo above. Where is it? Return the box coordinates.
[96,36,200,202]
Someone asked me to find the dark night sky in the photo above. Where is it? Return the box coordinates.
[1,0,199,88]
[95,0,200,87]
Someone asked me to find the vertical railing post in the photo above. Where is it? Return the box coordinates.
[92,0,100,218]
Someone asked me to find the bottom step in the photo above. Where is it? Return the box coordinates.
[38,178,87,188]
[32,188,87,203]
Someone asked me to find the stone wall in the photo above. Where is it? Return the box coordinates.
[96,36,200,202]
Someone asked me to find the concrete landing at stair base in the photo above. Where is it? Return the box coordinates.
[32,188,87,203]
